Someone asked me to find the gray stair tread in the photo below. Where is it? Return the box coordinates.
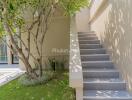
[82,60,112,63]
[80,48,105,50]
[80,48,106,55]
[79,38,98,40]
[83,78,125,83]
[81,54,110,61]
[78,34,96,36]
[78,33,95,35]
[83,68,114,70]
[79,36,98,38]
[82,61,113,65]
[83,90,132,98]
[79,32,132,100]
[78,31,95,34]
[81,54,109,56]
[80,44,103,49]
[80,44,102,46]
[79,39,100,44]
[82,61,113,67]
[83,69,118,72]
[79,40,99,41]
[78,35,96,36]
[79,40,100,44]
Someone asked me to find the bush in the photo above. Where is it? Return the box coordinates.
[48,57,67,71]
[18,71,55,86]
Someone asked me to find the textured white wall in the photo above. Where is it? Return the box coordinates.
[76,7,90,32]
[91,0,132,92]
[19,8,70,70]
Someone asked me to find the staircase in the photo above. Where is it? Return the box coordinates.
[78,32,132,100]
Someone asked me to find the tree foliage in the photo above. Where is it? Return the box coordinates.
[0,0,90,79]
[60,0,90,15]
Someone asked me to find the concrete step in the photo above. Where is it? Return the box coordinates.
[78,31,95,35]
[81,54,110,61]
[79,36,98,40]
[78,32,132,100]
[83,78,126,90]
[83,90,132,100]
[80,44,103,49]
[78,34,96,37]
[80,48,106,55]
[78,35,97,38]
[82,61,114,69]
[83,69,119,78]
[79,40,100,44]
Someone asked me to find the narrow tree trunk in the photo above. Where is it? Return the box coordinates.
[39,41,43,77]
[19,50,38,79]
[3,17,38,79]
[39,63,43,77]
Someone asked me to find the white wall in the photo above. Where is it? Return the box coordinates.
[19,8,70,70]
[76,7,90,32]
[90,0,132,92]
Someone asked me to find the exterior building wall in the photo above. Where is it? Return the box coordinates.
[69,15,83,100]
[19,8,70,70]
[76,7,90,32]
[90,0,132,92]
[69,8,91,100]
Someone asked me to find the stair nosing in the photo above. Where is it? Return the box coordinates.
[80,44,101,45]
[79,39,98,41]
[83,70,119,72]
[83,81,126,83]
[79,32,132,99]
[79,39,99,41]
[78,33,95,35]
[80,48,105,50]
[83,96,132,99]
[78,35,98,38]
[82,61,113,63]
[78,31,95,33]
[81,54,109,56]
[78,34,96,36]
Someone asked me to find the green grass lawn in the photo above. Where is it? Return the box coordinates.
[0,72,75,100]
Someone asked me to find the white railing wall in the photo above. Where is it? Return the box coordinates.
[69,15,83,100]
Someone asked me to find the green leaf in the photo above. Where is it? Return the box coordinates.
[9,3,14,10]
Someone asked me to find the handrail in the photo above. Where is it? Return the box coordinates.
[69,15,83,88]
[89,0,108,24]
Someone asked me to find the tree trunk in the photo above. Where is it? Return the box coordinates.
[3,18,38,79]
[39,64,43,77]
[19,51,38,79]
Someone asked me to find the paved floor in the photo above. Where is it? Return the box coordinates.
[0,73,5,76]
[0,64,24,86]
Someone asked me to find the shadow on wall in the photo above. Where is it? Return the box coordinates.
[101,0,132,91]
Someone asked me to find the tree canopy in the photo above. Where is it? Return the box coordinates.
[0,0,90,78]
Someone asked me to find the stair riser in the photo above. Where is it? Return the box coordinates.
[83,67,113,69]
[78,34,96,37]
[83,98,132,100]
[78,32,95,35]
[78,36,97,38]
[80,49,106,55]
[80,45,103,49]
[79,40,100,44]
[79,37,98,40]
[80,32,132,100]
[83,72,119,78]
[81,55,110,61]
[82,62,113,68]
[84,83,126,90]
